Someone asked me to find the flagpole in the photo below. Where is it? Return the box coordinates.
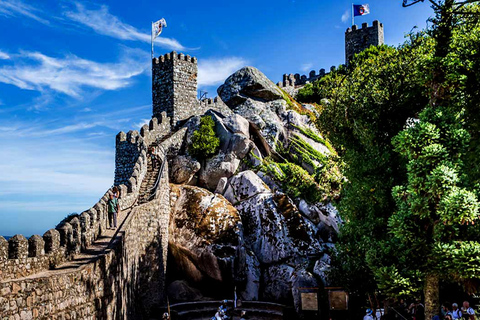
[151,21,154,60]
[352,3,354,26]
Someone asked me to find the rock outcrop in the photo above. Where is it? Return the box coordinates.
[169,185,241,286]
[167,66,342,310]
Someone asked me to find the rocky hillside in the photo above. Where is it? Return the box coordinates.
[166,66,343,311]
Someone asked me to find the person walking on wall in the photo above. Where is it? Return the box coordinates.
[107,193,120,230]
[149,146,157,170]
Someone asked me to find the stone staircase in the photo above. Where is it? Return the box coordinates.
[138,145,161,204]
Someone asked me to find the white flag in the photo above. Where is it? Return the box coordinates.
[152,18,167,40]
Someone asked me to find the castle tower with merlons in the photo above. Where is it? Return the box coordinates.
[345,20,384,63]
[152,51,199,126]
[278,21,384,90]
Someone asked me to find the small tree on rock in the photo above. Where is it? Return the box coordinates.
[188,115,220,160]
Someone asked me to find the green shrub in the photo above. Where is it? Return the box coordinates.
[261,158,322,203]
[188,116,220,159]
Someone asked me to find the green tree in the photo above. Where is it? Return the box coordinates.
[378,106,480,318]
[188,116,220,159]
[377,1,480,318]
[298,42,430,304]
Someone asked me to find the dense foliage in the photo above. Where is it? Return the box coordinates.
[188,116,220,159]
[297,2,480,317]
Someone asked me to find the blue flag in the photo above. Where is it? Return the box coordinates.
[353,4,370,16]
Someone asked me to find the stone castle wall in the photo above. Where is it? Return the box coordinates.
[277,66,337,89]
[114,112,171,186]
[152,52,199,126]
[0,187,113,283]
[0,160,171,319]
[345,20,384,63]
[152,51,234,127]
[0,111,176,318]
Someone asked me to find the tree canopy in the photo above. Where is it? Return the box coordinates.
[297,2,480,318]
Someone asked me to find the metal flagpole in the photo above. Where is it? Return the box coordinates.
[352,4,354,26]
[151,21,154,60]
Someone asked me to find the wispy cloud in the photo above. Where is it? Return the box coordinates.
[301,63,313,72]
[341,10,350,23]
[0,0,49,25]
[134,118,150,129]
[198,57,248,87]
[0,48,148,97]
[65,3,189,51]
[0,50,9,60]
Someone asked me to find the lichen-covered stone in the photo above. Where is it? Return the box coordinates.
[28,235,45,257]
[8,235,28,260]
[169,185,242,287]
[170,155,201,184]
[218,66,284,105]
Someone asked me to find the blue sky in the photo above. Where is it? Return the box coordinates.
[0,0,433,237]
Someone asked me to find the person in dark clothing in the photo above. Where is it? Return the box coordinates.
[107,193,120,229]
[415,301,425,320]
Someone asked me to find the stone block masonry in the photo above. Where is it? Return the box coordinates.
[152,51,234,128]
[115,112,171,186]
[345,20,384,64]
[0,110,176,318]
[0,157,171,319]
[277,66,337,89]
[152,52,199,127]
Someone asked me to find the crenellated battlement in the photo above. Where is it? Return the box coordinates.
[0,186,135,281]
[345,20,384,64]
[198,96,233,116]
[277,66,337,88]
[152,51,197,65]
[115,111,171,186]
[152,51,198,127]
[345,20,382,33]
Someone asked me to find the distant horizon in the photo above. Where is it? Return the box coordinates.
[0,0,434,236]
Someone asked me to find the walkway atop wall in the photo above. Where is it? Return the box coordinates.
[1,155,164,283]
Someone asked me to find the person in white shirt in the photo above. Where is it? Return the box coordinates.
[462,301,475,320]
[363,308,374,320]
[452,303,463,319]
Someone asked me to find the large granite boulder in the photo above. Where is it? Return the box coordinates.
[223,113,250,137]
[218,66,284,105]
[263,264,319,313]
[170,155,201,184]
[198,152,241,191]
[169,185,243,285]
[223,171,323,264]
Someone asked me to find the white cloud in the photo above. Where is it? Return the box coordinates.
[134,118,150,129]
[0,0,49,25]
[0,48,148,97]
[301,63,313,72]
[341,10,350,23]
[0,133,113,198]
[65,3,189,51]
[198,57,248,87]
[0,50,9,60]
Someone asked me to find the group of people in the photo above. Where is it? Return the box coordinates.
[211,300,248,320]
[363,299,476,320]
[441,301,476,320]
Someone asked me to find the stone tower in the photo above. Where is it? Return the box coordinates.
[345,20,384,64]
[152,51,198,126]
